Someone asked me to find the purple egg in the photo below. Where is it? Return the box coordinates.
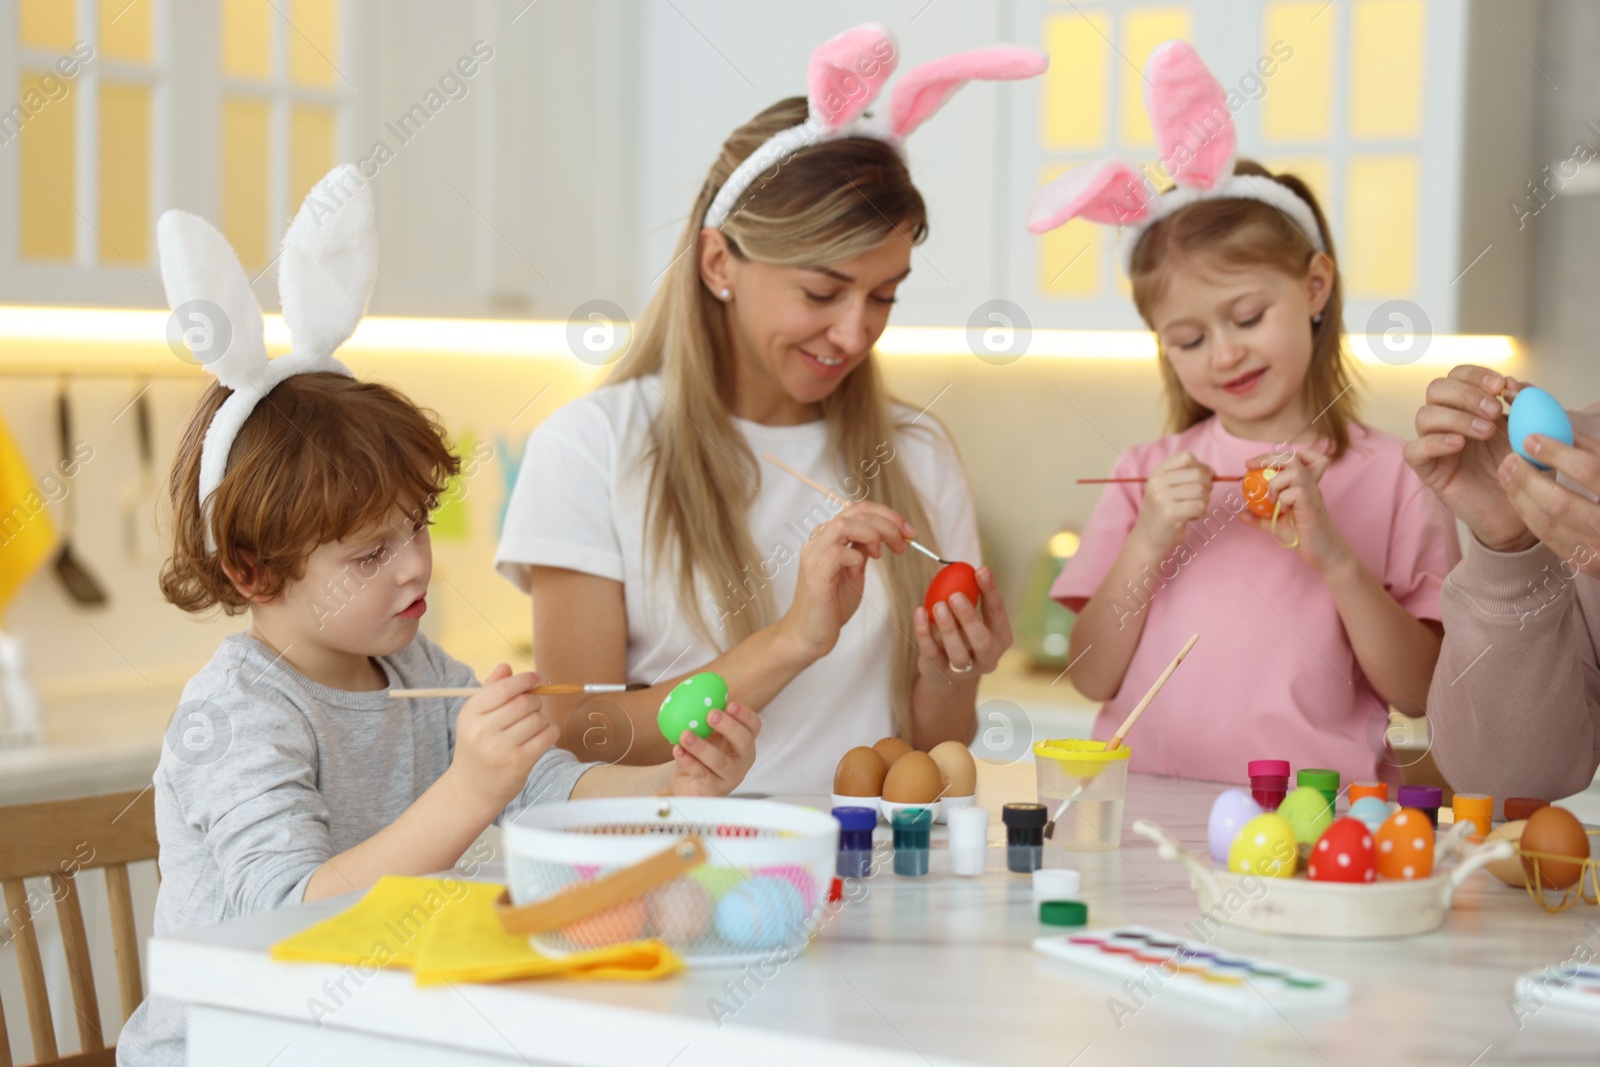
[1208,789,1264,864]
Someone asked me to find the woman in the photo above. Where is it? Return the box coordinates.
[494,29,1035,793]
[1407,364,1600,801]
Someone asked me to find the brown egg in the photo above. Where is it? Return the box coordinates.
[1520,805,1591,890]
[927,740,977,798]
[872,737,913,768]
[1484,820,1527,887]
[833,747,888,797]
[882,751,942,804]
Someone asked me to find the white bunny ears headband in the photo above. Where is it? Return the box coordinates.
[158,164,376,551]
[1026,41,1326,272]
[703,23,1048,229]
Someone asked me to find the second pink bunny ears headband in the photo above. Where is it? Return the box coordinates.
[703,23,1048,230]
[1026,40,1327,271]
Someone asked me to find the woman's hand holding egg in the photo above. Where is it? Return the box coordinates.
[913,563,1012,681]
[1131,451,1215,558]
[1496,426,1600,579]
[1239,450,1352,573]
[779,501,913,662]
[1404,365,1535,552]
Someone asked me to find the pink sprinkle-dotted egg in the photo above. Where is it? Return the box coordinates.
[1374,807,1435,880]
[1306,817,1377,884]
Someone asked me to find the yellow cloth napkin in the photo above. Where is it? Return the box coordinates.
[270,876,683,985]
[0,414,57,621]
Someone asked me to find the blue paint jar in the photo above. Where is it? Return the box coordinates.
[833,806,877,879]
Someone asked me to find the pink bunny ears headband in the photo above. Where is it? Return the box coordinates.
[1026,41,1326,273]
[159,164,376,551]
[703,23,1047,229]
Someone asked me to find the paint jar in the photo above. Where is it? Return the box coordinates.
[1504,797,1549,822]
[1247,760,1290,811]
[1297,768,1340,811]
[1397,784,1443,827]
[948,806,989,877]
[891,808,932,877]
[1032,739,1131,851]
[1003,803,1049,873]
[833,806,877,879]
[1347,781,1388,805]
[1452,794,1493,838]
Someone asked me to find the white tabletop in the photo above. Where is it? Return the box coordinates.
[149,770,1600,1067]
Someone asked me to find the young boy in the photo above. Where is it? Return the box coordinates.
[116,372,760,1066]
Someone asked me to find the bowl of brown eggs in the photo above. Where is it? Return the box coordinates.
[831,737,978,824]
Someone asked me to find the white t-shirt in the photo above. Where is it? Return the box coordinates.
[494,374,981,795]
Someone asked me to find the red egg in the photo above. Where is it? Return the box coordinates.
[1306,817,1377,884]
[1242,468,1279,519]
[924,562,981,617]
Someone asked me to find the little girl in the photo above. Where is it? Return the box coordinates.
[117,168,759,1067]
[1030,43,1459,786]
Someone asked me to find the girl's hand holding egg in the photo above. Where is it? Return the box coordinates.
[913,562,1012,681]
[1239,450,1353,573]
[1131,451,1215,558]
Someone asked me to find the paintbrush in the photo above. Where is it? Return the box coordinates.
[390,683,651,698]
[761,451,957,566]
[1077,476,1245,484]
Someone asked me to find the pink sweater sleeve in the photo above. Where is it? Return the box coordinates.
[1428,534,1600,801]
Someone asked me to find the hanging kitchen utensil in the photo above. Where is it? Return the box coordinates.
[120,384,157,563]
[52,384,108,607]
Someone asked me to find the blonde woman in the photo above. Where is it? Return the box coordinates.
[494,28,1037,793]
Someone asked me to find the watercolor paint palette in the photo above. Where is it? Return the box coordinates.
[1513,964,1600,1020]
[1032,926,1350,1021]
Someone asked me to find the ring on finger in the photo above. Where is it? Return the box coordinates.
[948,661,975,674]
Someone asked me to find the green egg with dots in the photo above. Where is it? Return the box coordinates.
[658,671,727,742]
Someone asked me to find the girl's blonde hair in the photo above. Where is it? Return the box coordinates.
[1128,159,1360,458]
[608,96,945,739]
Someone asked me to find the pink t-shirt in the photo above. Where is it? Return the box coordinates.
[1051,417,1461,786]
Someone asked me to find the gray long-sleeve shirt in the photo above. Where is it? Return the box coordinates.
[116,631,590,1066]
[1428,405,1600,804]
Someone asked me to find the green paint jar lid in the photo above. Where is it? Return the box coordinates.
[1040,900,1088,926]
[1297,768,1340,792]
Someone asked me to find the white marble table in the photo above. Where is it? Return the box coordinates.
[149,771,1600,1067]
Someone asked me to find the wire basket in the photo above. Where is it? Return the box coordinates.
[1510,829,1600,913]
[500,797,839,966]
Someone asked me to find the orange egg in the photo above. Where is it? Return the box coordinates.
[872,737,913,768]
[1520,806,1591,890]
[561,897,647,948]
[1242,468,1279,519]
[1374,808,1434,880]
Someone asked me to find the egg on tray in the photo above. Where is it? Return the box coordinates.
[833,746,889,798]
[1228,812,1298,878]
[882,751,943,804]
[1520,805,1590,890]
[1375,808,1434,881]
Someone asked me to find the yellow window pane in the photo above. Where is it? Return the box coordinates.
[1042,11,1109,151]
[1350,0,1425,138]
[1344,155,1418,296]
[1262,2,1334,142]
[290,106,336,209]
[288,0,340,88]
[223,0,273,80]
[221,97,272,270]
[1263,156,1331,214]
[98,83,151,265]
[20,0,75,50]
[18,72,76,261]
[100,0,153,63]
[1119,7,1192,147]
[1037,168,1100,297]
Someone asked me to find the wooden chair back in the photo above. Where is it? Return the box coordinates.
[0,788,158,1067]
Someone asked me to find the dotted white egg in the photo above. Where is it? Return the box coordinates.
[1254,833,1267,846]
[1362,835,1372,848]
[1380,840,1393,853]
[1337,853,1350,868]
[1318,840,1329,852]
[704,697,713,706]
[1403,865,1414,878]
[1395,813,1409,826]
[688,720,699,731]
[1413,837,1425,850]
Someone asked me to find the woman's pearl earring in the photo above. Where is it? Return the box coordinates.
[720,288,731,301]
[1312,313,1323,325]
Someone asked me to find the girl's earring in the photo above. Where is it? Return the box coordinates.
[1312,313,1323,326]
[720,288,731,301]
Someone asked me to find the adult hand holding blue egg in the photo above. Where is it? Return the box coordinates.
[1507,386,1574,470]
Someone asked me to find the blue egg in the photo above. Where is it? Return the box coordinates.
[1508,386,1573,470]
[1348,796,1392,834]
[713,876,804,949]
[1207,789,1263,864]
